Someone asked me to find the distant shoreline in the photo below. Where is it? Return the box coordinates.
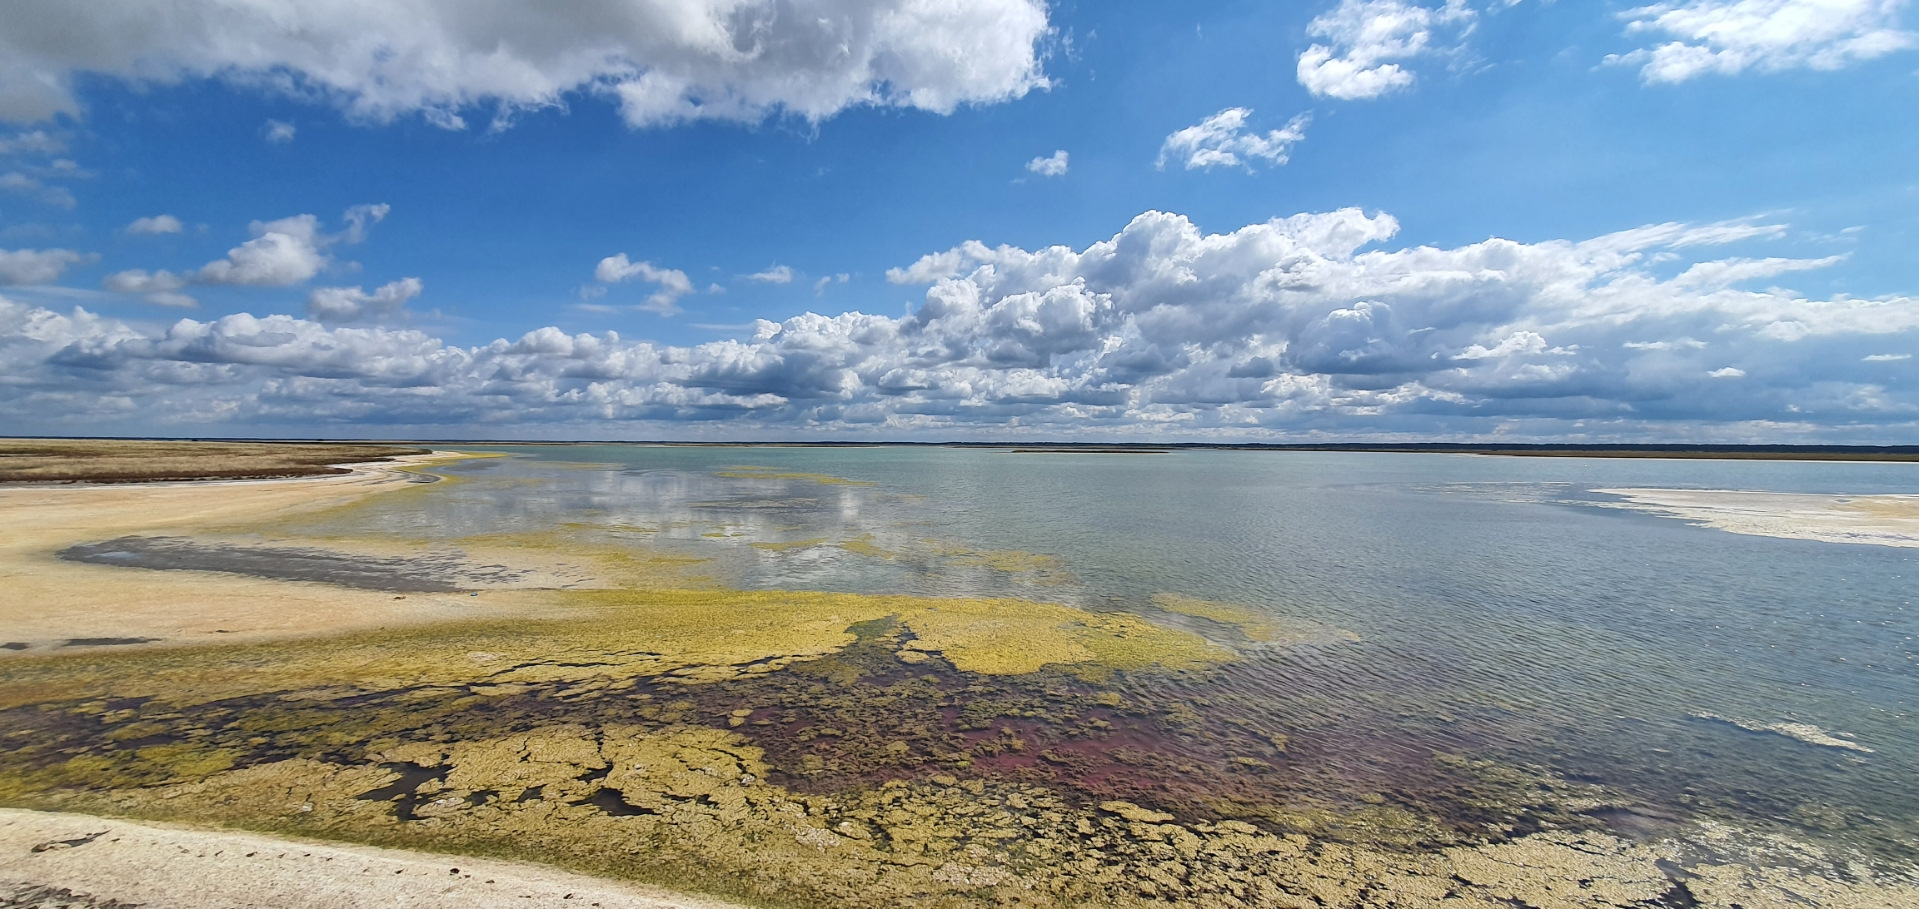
[6,437,1919,463]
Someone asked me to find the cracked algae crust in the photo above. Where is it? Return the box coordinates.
[29,724,1919,909]
[0,589,1233,709]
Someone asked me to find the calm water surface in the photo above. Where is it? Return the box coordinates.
[322,446,1918,858]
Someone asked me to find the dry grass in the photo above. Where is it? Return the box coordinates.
[0,439,430,484]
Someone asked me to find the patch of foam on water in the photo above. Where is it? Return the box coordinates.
[1694,713,1874,753]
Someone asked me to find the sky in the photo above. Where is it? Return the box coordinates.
[0,0,1915,442]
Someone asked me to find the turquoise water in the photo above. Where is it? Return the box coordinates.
[329,445,1918,858]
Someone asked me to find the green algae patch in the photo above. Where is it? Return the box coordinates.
[715,466,876,486]
[837,535,898,559]
[1153,593,1361,646]
[0,589,1234,710]
[901,600,1227,678]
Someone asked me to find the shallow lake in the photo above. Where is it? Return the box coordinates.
[8,445,1917,906]
[334,447,1919,852]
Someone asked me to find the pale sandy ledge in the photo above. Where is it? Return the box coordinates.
[1594,488,1919,548]
[0,807,748,909]
[0,450,569,656]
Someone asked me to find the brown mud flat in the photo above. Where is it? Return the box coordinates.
[57,536,533,592]
[0,439,430,484]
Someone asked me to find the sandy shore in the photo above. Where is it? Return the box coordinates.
[1596,487,1919,548]
[0,808,747,909]
[0,452,560,655]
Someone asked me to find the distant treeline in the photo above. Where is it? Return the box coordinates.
[8,437,1918,462]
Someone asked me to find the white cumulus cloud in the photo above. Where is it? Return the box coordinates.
[126,214,183,235]
[193,215,330,286]
[0,1,1052,129]
[596,253,694,314]
[1296,0,1477,100]
[264,119,296,143]
[307,277,424,323]
[747,265,795,284]
[1026,150,1068,176]
[103,205,389,305]
[6,207,1916,440]
[1614,0,1918,83]
[1158,109,1310,171]
[0,247,88,284]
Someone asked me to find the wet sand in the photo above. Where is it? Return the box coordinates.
[0,452,566,655]
[0,807,746,909]
[1595,488,1919,548]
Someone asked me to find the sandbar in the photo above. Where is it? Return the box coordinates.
[0,451,565,655]
[1594,488,1919,548]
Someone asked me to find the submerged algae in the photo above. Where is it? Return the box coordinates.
[1153,594,1361,647]
[902,598,1227,677]
[714,466,877,486]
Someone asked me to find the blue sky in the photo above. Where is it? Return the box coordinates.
[1,0,1915,441]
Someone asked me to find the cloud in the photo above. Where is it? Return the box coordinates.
[1613,0,1918,83]
[264,119,296,143]
[1157,109,1310,171]
[1864,353,1912,362]
[1670,254,1849,288]
[1026,150,1068,176]
[126,214,183,235]
[5,207,1916,440]
[101,269,187,294]
[0,1,1052,128]
[100,268,194,307]
[103,205,388,305]
[142,291,198,308]
[814,273,850,294]
[0,129,63,155]
[747,265,795,284]
[307,277,424,323]
[193,215,331,286]
[194,206,383,285]
[1296,0,1476,100]
[595,253,693,314]
[0,247,88,284]
[337,203,390,244]
[0,170,75,207]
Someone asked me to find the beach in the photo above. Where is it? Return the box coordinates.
[0,807,745,909]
